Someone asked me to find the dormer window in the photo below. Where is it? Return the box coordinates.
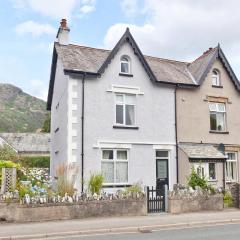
[212,69,221,86]
[120,55,130,74]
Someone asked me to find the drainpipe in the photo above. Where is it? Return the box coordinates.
[81,73,86,193]
[175,85,179,183]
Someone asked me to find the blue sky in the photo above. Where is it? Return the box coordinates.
[1,0,240,101]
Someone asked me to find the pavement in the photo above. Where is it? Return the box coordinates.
[0,209,240,239]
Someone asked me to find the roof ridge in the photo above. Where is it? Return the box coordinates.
[144,54,189,64]
[68,43,110,52]
[191,47,217,64]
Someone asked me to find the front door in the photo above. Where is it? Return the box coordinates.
[156,151,169,192]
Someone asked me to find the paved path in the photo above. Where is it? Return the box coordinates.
[0,209,240,239]
[59,223,240,240]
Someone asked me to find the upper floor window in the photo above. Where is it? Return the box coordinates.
[212,69,220,86]
[209,102,226,132]
[120,55,130,74]
[115,94,136,126]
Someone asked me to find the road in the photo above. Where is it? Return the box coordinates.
[53,223,240,240]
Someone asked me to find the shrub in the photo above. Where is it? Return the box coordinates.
[88,173,104,195]
[124,182,142,194]
[224,192,233,207]
[0,144,19,162]
[187,168,208,190]
[20,156,50,168]
[56,163,78,197]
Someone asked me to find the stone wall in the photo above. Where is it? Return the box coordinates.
[229,183,239,208]
[0,198,147,222]
[168,194,223,214]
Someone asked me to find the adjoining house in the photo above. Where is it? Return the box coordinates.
[0,133,50,157]
[176,46,240,188]
[47,19,239,192]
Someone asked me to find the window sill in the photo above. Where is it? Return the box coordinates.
[209,130,229,134]
[212,85,223,88]
[208,179,217,182]
[113,125,139,130]
[103,184,131,188]
[119,73,133,77]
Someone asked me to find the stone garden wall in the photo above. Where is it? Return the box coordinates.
[168,194,223,214]
[229,183,240,208]
[0,198,147,222]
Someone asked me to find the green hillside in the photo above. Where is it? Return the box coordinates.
[0,83,48,132]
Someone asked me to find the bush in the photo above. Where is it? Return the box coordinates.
[88,173,104,195]
[124,182,142,194]
[187,168,208,190]
[20,156,50,168]
[0,144,19,162]
[224,192,233,207]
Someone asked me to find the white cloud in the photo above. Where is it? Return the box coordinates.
[120,0,139,17]
[104,0,240,77]
[12,0,96,19]
[15,21,56,37]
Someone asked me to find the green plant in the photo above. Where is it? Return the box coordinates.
[0,160,19,185]
[224,192,233,207]
[187,168,208,190]
[56,163,77,197]
[0,144,19,162]
[20,156,50,168]
[41,114,51,133]
[124,182,142,194]
[88,173,104,195]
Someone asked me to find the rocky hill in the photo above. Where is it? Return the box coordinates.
[0,83,48,132]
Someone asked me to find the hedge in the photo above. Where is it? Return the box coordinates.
[20,156,50,168]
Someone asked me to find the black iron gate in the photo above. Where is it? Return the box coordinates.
[147,186,165,213]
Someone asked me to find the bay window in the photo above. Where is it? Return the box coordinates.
[209,102,226,132]
[101,149,128,184]
[116,94,136,126]
[226,152,237,182]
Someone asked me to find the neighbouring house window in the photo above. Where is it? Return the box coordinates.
[194,162,216,181]
[226,152,237,182]
[212,69,220,86]
[209,102,226,131]
[101,149,128,184]
[120,55,130,74]
[115,94,136,126]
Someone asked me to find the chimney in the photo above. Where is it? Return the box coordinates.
[56,19,70,45]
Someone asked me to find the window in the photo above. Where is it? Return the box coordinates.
[120,55,130,74]
[194,162,216,181]
[115,94,136,126]
[212,69,220,86]
[101,149,128,184]
[209,102,226,131]
[226,152,237,182]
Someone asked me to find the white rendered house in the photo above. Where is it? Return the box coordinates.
[47,19,189,192]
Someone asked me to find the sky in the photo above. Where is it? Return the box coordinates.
[1,0,240,101]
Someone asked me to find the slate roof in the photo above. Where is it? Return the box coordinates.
[47,28,240,110]
[179,143,227,160]
[0,133,50,154]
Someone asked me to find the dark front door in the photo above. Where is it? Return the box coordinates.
[156,158,169,192]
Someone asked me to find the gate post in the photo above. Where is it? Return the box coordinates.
[164,184,168,212]
[146,186,149,213]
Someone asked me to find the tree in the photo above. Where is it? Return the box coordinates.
[42,113,50,133]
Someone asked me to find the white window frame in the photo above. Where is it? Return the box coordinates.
[212,69,220,86]
[115,93,136,126]
[193,162,217,181]
[120,55,131,74]
[209,102,227,132]
[226,152,238,182]
[101,149,129,185]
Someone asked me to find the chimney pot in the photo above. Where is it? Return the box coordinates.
[60,19,67,28]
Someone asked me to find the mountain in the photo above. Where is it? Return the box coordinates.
[0,83,48,133]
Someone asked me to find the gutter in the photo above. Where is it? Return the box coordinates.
[174,85,179,183]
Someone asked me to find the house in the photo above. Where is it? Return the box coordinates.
[47,19,187,192]
[176,46,240,188]
[47,19,239,192]
[0,133,50,157]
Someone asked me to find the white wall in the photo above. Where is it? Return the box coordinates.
[66,42,177,191]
